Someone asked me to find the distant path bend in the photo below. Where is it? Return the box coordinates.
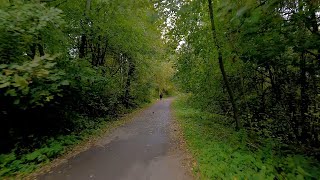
[39,98,192,180]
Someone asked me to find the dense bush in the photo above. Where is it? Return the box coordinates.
[0,0,174,176]
[173,96,320,179]
[160,0,320,156]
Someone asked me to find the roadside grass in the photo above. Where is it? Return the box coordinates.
[172,96,320,179]
[0,101,154,179]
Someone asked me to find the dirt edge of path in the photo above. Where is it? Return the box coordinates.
[22,102,156,180]
[169,99,197,180]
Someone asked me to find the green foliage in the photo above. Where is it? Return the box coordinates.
[0,1,64,63]
[0,55,67,108]
[173,96,320,179]
[0,0,173,178]
[0,1,67,109]
[0,137,67,177]
[161,0,320,155]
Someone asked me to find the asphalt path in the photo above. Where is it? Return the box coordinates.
[38,98,192,180]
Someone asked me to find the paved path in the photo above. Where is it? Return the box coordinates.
[38,98,192,180]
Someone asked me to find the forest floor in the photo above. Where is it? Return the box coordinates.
[35,98,192,180]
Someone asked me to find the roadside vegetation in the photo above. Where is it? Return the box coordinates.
[173,95,320,179]
[159,0,320,153]
[159,0,320,178]
[0,0,174,178]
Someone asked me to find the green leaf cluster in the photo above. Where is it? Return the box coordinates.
[0,55,67,108]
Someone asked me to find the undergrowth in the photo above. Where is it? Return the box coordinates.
[173,96,320,179]
[0,134,79,177]
[0,106,144,178]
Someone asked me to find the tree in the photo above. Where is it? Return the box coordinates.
[207,0,241,130]
[0,0,171,160]
[159,0,320,153]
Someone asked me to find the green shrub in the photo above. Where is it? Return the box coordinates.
[0,134,82,177]
[173,96,320,179]
[0,0,170,178]
[0,55,68,109]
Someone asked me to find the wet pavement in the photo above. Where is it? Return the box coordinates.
[38,98,192,180]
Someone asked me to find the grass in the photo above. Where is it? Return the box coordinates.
[0,101,154,179]
[172,95,320,179]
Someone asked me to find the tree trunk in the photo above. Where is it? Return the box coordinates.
[306,0,320,61]
[300,52,308,140]
[124,59,135,108]
[79,35,86,58]
[27,44,36,59]
[100,38,108,65]
[38,44,45,57]
[266,63,281,100]
[207,0,241,130]
[86,0,91,13]
[79,0,91,59]
[239,71,252,130]
[37,36,45,57]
